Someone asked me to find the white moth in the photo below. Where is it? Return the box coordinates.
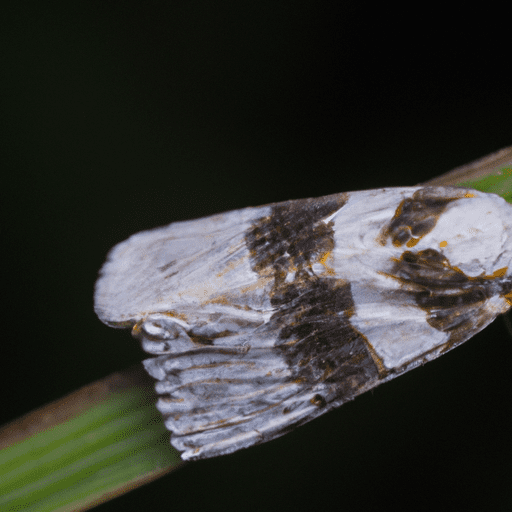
[95,186,512,460]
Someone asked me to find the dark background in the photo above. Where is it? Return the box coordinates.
[3,3,511,511]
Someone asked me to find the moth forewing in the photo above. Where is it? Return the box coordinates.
[94,186,512,460]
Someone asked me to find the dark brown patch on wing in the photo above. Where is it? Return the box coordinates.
[270,279,380,398]
[390,248,512,347]
[379,188,459,248]
[245,194,381,406]
[247,196,345,281]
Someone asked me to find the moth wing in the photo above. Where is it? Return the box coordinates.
[138,274,511,460]
[138,289,380,461]
[95,186,512,460]
[94,205,274,326]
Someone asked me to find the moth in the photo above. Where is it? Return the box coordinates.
[95,186,512,460]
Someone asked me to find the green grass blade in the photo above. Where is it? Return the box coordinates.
[456,166,512,203]
[0,367,184,512]
[423,146,512,203]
